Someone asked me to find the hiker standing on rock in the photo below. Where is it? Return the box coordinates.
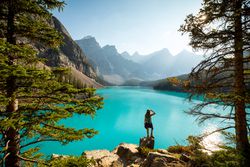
[144,109,155,138]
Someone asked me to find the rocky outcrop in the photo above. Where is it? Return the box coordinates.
[83,150,123,167]
[115,143,139,160]
[82,143,187,167]
[139,137,155,149]
[141,152,185,167]
[114,143,142,166]
[82,144,141,167]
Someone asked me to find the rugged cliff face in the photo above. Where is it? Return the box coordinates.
[76,36,143,85]
[76,36,204,85]
[37,17,97,79]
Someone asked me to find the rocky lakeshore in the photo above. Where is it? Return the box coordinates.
[50,136,240,167]
[82,143,189,167]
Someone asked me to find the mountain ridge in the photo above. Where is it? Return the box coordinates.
[76,36,203,85]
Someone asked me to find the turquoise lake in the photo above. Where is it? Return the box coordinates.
[38,86,224,156]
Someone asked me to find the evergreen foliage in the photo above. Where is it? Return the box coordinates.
[21,154,95,167]
[0,0,103,166]
[180,0,250,165]
[45,156,95,167]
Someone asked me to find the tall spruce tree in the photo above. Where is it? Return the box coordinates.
[0,0,103,166]
[180,0,250,165]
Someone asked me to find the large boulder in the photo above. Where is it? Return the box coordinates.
[113,143,142,165]
[83,150,123,167]
[141,152,185,167]
[139,137,155,149]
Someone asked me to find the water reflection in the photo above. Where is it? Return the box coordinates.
[201,123,223,153]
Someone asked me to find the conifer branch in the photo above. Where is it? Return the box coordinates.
[201,126,235,138]
[16,154,49,166]
[20,138,57,149]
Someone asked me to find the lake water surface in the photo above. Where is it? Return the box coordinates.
[38,86,223,156]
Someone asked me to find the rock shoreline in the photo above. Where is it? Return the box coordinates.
[82,143,188,167]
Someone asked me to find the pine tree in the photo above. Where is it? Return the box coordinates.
[0,1,103,166]
[180,0,250,165]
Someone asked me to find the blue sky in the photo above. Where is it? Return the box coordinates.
[53,0,202,55]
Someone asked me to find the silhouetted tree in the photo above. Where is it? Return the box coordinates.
[180,0,250,165]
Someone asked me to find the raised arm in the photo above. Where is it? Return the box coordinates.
[150,110,156,116]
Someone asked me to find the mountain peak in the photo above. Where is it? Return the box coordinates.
[121,52,131,60]
[161,48,169,51]
[103,44,116,49]
[148,48,172,58]
[132,51,141,57]
[176,49,195,57]
[76,36,98,44]
[102,45,118,54]
[77,36,99,45]
[82,35,95,40]
[75,36,101,52]
[121,51,131,57]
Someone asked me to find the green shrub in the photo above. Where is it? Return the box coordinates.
[138,147,156,157]
[209,149,241,167]
[167,145,193,155]
[23,156,95,167]
[47,156,94,167]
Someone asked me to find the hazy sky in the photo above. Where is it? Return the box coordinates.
[53,0,202,55]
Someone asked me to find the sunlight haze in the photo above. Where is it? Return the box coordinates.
[53,0,202,55]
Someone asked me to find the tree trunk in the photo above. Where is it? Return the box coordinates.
[4,1,21,166]
[5,131,20,167]
[5,106,21,167]
[234,0,250,165]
